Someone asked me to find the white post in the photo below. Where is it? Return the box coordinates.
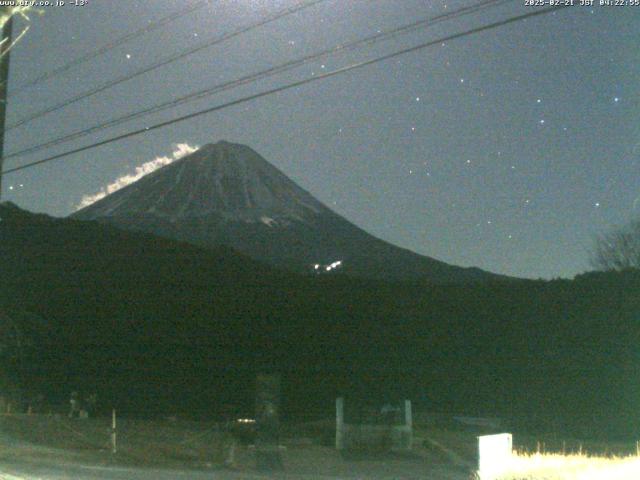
[336,397,344,450]
[111,409,117,454]
[404,400,412,429]
[477,433,512,480]
[404,399,413,450]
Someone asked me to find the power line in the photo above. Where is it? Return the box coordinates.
[1,4,570,177]
[3,0,329,133]
[9,1,211,97]
[0,6,13,200]
[4,0,513,162]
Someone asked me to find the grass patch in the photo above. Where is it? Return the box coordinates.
[492,451,640,480]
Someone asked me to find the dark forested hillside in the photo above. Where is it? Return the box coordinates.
[2,203,639,439]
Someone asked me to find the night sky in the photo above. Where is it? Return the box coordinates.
[1,0,637,279]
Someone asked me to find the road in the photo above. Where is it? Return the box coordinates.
[0,430,472,479]
[0,457,471,480]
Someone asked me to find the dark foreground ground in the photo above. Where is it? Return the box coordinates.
[2,414,635,479]
[0,414,474,479]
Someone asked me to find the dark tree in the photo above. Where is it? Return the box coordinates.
[591,219,640,271]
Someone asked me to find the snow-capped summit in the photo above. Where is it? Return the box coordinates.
[73,142,506,283]
[76,141,328,225]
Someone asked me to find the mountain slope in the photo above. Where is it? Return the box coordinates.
[73,141,506,283]
[2,203,639,437]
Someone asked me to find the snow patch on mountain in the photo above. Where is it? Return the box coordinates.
[75,143,199,211]
[261,216,277,227]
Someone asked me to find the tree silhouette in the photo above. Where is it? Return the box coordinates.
[591,219,640,271]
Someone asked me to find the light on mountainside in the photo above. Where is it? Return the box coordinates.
[313,260,343,274]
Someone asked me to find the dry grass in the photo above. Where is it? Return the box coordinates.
[486,451,640,480]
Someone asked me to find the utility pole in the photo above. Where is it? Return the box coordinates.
[0,7,13,200]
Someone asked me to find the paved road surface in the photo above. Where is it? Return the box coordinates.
[0,431,473,479]
[0,458,471,480]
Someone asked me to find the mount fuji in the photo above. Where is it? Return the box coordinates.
[72,141,506,283]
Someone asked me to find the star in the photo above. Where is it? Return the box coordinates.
[539,119,545,125]
[594,202,600,207]
[613,97,620,103]
[459,78,464,83]
[415,97,420,102]
[126,54,131,59]
[536,98,541,104]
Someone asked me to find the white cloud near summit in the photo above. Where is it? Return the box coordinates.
[75,143,199,211]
